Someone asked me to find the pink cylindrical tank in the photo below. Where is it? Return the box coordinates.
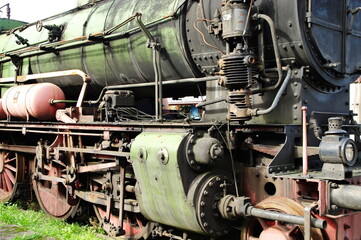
[2,83,66,120]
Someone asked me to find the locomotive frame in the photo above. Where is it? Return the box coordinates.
[1,0,361,239]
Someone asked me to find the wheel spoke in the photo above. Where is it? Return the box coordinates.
[3,172,13,192]
[257,218,270,230]
[1,174,8,191]
[287,225,301,236]
[43,165,51,171]
[5,164,16,173]
[4,169,15,184]
[4,156,15,164]
[0,173,3,190]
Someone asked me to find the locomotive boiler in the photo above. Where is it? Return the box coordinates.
[0,0,361,239]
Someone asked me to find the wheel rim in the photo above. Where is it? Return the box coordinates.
[92,179,153,239]
[0,151,24,202]
[241,196,324,240]
[33,158,79,219]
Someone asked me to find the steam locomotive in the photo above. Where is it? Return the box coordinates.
[1,0,361,239]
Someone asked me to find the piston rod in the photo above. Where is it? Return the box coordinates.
[218,195,327,229]
[245,205,326,229]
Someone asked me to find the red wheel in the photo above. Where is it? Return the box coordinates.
[32,157,79,219]
[241,197,324,240]
[0,151,24,202]
[92,178,153,239]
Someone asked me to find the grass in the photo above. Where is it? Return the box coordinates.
[0,202,106,240]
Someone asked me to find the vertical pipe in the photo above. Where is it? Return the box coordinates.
[157,49,163,121]
[153,46,159,121]
[302,106,308,175]
[304,203,318,240]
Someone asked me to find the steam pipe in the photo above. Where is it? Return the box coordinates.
[251,13,283,94]
[253,66,292,116]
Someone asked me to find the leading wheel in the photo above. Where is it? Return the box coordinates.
[241,197,324,240]
[32,156,79,219]
[0,151,25,202]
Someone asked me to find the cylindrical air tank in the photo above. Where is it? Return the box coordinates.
[2,83,65,120]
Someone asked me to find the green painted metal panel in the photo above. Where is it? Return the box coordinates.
[130,132,203,234]
[0,19,27,32]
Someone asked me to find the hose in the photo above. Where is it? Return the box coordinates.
[253,66,292,116]
[251,13,283,94]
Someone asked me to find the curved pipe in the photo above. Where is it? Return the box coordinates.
[251,13,283,94]
[253,67,292,116]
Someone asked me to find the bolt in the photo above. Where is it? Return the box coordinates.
[330,183,339,189]
[203,222,208,227]
[201,212,205,217]
[187,150,193,155]
[331,205,338,210]
[201,201,205,206]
